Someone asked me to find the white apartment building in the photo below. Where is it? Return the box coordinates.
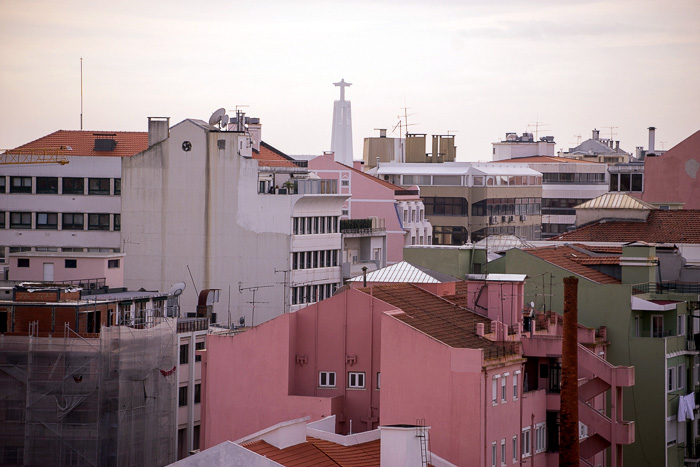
[121,116,348,323]
[0,130,148,280]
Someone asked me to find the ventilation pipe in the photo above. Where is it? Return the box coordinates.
[648,126,656,153]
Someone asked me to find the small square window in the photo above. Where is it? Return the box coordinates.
[319,371,336,388]
[88,178,110,195]
[10,212,31,229]
[348,372,365,389]
[88,213,110,230]
[17,258,30,268]
[10,176,32,193]
[36,212,58,229]
[65,259,77,269]
[108,259,120,269]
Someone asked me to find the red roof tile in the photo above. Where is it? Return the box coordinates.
[364,283,518,355]
[243,437,381,467]
[10,130,148,158]
[554,210,700,244]
[253,141,300,168]
[522,246,620,284]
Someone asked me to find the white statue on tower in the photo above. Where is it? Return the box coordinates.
[330,79,354,166]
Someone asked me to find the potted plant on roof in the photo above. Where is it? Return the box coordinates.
[283,179,295,194]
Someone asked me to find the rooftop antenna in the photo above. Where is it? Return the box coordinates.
[573,134,582,146]
[274,268,290,313]
[527,118,549,140]
[239,282,273,327]
[604,126,618,141]
[80,57,83,130]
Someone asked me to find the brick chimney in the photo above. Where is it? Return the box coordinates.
[560,276,580,465]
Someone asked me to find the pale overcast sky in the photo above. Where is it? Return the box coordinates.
[1,0,699,161]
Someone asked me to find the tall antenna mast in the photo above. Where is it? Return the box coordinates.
[80,57,83,130]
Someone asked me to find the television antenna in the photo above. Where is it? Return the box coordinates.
[239,282,273,327]
[604,126,618,141]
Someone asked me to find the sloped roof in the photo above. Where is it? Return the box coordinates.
[568,138,628,155]
[521,245,620,284]
[347,261,457,283]
[253,141,300,168]
[341,162,405,191]
[575,193,657,210]
[9,130,148,158]
[365,283,517,355]
[243,437,380,467]
[554,210,700,244]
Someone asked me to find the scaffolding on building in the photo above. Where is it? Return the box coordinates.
[0,317,177,466]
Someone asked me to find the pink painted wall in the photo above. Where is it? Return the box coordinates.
[466,280,525,326]
[201,313,343,449]
[641,130,700,208]
[309,155,415,264]
[9,254,124,287]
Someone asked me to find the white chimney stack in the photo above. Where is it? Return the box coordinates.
[648,126,656,153]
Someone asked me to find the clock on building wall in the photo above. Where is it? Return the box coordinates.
[182,141,192,152]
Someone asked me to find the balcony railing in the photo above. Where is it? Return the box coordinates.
[177,317,209,333]
[62,277,106,290]
[632,281,700,295]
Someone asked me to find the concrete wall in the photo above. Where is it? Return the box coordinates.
[403,245,486,278]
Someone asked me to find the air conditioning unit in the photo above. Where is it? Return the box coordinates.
[520,214,527,221]
[490,216,498,224]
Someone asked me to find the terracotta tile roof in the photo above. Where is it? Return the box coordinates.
[570,256,621,266]
[554,210,700,244]
[253,141,300,168]
[522,246,620,284]
[9,130,148,158]
[365,283,518,355]
[576,245,623,254]
[243,437,381,467]
[492,156,600,164]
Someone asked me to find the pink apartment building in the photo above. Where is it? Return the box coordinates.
[200,275,634,466]
[308,154,432,267]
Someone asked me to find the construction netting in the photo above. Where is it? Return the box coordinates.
[0,317,177,466]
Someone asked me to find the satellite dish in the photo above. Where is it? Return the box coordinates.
[168,282,187,297]
[221,114,229,127]
[209,108,226,126]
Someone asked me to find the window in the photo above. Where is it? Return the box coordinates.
[492,376,498,404]
[10,176,32,193]
[492,442,497,467]
[377,372,381,389]
[35,176,59,194]
[668,367,675,392]
[423,196,468,216]
[501,374,507,402]
[180,344,189,365]
[36,212,58,229]
[18,258,30,268]
[10,212,31,229]
[512,436,518,463]
[0,176,5,193]
[178,386,188,407]
[579,421,588,440]
[114,178,121,195]
[348,372,365,388]
[652,315,664,338]
[62,213,84,230]
[114,214,120,231]
[522,428,531,457]
[678,315,686,336]
[319,371,336,388]
[0,212,4,229]
[195,341,205,362]
[88,178,110,195]
[62,177,84,194]
[667,419,677,446]
[108,259,120,269]
[341,180,349,186]
[65,259,77,268]
[678,364,686,391]
[513,372,519,400]
[194,383,201,404]
[535,423,546,452]
[88,213,110,230]
[501,439,506,466]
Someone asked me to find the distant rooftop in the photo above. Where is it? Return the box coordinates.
[575,193,657,210]
[9,130,148,158]
[522,245,620,284]
[348,261,457,284]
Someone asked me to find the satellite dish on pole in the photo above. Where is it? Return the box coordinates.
[209,108,228,128]
[168,282,187,297]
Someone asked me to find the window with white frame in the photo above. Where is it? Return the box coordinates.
[579,422,588,440]
[492,376,499,404]
[522,428,531,457]
[319,371,336,388]
[348,372,365,389]
[668,367,676,392]
[512,436,518,463]
[678,364,686,391]
[491,442,497,467]
[501,439,506,466]
[501,374,508,402]
[513,371,519,400]
[678,315,686,336]
[535,423,546,452]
